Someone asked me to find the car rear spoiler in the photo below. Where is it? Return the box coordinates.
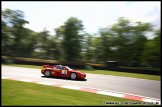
[42,65,51,68]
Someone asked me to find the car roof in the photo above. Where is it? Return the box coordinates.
[54,65,63,66]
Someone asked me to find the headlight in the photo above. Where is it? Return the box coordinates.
[81,73,85,75]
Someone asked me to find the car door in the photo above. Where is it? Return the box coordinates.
[61,67,68,77]
[53,66,62,76]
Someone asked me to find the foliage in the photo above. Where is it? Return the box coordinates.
[2,9,160,68]
[140,29,161,67]
[55,17,84,62]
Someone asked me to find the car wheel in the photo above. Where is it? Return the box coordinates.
[44,70,51,77]
[70,73,77,80]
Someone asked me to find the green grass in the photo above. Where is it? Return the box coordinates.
[2,64,160,81]
[2,79,137,106]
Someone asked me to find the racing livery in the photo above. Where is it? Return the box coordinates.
[41,65,86,80]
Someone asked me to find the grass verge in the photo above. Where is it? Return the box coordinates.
[2,79,137,106]
[2,64,160,81]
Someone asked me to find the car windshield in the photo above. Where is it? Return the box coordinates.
[65,66,73,70]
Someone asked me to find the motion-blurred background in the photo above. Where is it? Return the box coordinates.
[2,2,161,72]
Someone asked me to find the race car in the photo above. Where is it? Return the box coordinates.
[41,65,86,80]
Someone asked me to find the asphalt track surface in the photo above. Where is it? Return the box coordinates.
[2,65,161,100]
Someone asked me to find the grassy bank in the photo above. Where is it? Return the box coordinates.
[2,79,137,106]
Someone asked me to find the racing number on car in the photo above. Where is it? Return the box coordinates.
[62,70,67,75]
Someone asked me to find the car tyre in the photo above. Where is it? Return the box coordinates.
[70,73,77,80]
[44,70,51,77]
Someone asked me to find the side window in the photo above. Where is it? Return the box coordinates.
[56,66,60,69]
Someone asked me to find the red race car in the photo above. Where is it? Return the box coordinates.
[41,65,86,80]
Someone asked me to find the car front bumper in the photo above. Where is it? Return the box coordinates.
[80,73,86,79]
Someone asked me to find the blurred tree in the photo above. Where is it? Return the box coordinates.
[36,28,51,59]
[93,37,103,63]
[141,29,161,67]
[21,28,38,57]
[110,17,135,63]
[2,19,12,56]
[45,36,62,60]
[100,17,153,66]
[2,9,29,27]
[55,17,84,62]
[2,8,160,69]
[129,22,153,65]
[2,8,29,57]
[26,28,64,60]
[99,28,116,62]
[83,33,96,62]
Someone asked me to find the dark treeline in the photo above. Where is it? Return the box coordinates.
[2,9,161,68]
